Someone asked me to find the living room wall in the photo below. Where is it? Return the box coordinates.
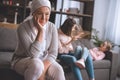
[92,0,109,40]
[92,0,120,46]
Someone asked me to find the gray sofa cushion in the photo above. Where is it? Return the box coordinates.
[0,68,24,80]
[0,52,14,68]
[78,39,96,49]
[0,27,17,51]
[72,38,96,50]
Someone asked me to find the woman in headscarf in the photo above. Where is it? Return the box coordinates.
[11,0,65,80]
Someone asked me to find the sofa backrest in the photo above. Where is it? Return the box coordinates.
[72,38,96,50]
[0,24,18,52]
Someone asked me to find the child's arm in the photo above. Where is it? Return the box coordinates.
[62,37,73,45]
[58,39,73,53]
[89,48,105,60]
[94,52,105,60]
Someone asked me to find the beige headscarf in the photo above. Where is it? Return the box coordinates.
[31,0,51,14]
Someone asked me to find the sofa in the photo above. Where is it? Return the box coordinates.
[0,22,118,80]
[64,39,119,80]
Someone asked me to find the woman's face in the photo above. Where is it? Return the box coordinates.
[33,6,50,26]
[100,42,108,52]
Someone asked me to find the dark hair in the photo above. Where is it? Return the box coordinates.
[60,18,76,36]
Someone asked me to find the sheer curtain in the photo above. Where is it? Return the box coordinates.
[104,0,120,46]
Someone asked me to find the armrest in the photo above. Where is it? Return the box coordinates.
[109,52,118,80]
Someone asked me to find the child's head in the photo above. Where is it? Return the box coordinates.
[100,41,112,52]
[60,18,76,36]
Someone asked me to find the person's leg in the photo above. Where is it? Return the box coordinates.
[81,47,89,60]
[46,61,65,80]
[74,46,83,59]
[60,55,83,80]
[12,57,44,80]
[74,46,95,80]
[74,46,89,60]
[75,46,89,68]
[85,53,95,80]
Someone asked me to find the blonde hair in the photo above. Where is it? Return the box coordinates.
[104,41,112,51]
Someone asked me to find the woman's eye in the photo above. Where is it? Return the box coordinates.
[46,13,50,16]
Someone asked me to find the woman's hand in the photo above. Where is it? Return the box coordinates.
[33,15,44,42]
[33,15,43,32]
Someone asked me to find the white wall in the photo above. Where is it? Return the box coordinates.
[92,0,110,40]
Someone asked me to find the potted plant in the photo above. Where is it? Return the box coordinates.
[91,28,103,47]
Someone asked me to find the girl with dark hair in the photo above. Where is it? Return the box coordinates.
[58,18,95,80]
